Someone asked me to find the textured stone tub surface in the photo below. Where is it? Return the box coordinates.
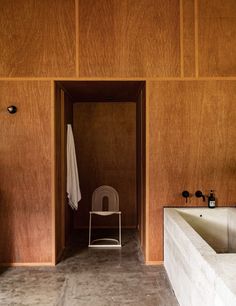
[164,207,236,306]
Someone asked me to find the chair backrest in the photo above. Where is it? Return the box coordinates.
[92,185,119,212]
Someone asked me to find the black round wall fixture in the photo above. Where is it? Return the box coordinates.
[195,190,205,202]
[7,105,17,114]
[182,190,190,203]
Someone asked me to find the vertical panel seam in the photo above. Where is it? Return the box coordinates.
[51,80,56,265]
[180,0,184,78]
[75,0,79,76]
[194,0,199,78]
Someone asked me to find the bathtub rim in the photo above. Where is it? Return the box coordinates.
[164,207,236,303]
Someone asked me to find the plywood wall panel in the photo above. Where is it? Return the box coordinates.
[136,86,146,253]
[0,81,52,263]
[0,0,76,77]
[55,88,73,261]
[73,102,137,228]
[198,0,236,76]
[183,0,195,77]
[54,87,63,260]
[149,80,236,261]
[79,0,180,77]
[63,94,74,247]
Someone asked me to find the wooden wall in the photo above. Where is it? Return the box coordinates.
[55,88,73,262]
[0,0,235,264]
[198,0,236,76]
[79,0,180,77]
[72,102,137,228]
[1,0,235,78]
[149,81,236,261]
[63,95,74,248]
[0,0,76,77]
[137,86,146,253]
[0,81,52,264]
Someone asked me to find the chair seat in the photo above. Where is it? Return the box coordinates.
[89,211,121,216]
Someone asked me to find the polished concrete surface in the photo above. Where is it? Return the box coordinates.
[0,230,178,305]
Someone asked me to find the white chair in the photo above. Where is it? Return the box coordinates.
[88,185,121,248]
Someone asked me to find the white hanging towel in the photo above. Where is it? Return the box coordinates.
[67,124,81,210]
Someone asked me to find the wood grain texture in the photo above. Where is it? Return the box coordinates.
[59,81,142,102]
[0,81,52,263]
[55,86,63,260]
[149,80,236,261]
[0,0,76,77]
[73,102,137,228]
[79,0,180,77]
[198,0,236,76]
[55,87,73,261]
[137,92,142,239]
[63,94,74,247]
[183,0,195,77]
[137,85,146,253]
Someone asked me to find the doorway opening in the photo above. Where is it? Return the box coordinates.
[54,81,146,263]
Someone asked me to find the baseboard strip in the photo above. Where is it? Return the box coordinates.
[0,262,54,267]
[145,260,164,265]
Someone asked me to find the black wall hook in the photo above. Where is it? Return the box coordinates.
[7,105,17,114]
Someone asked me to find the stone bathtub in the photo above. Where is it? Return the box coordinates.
[164,207,236,306]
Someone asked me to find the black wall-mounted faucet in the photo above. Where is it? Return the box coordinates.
[182,190,190,203]
[195,190,205,202]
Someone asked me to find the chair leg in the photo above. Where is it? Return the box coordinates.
[89,213,92,246]
[119,214,121,246]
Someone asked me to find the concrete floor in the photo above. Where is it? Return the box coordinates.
[0,230,178,306]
